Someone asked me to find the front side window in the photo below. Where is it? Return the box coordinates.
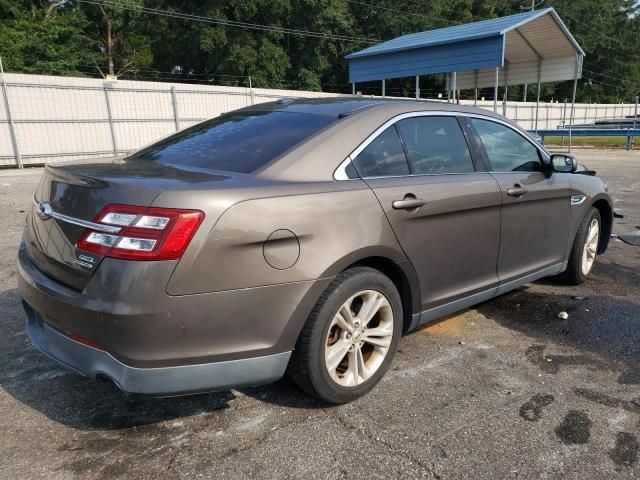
[128,111,336,174]
[354,126,410,177]
[395,116,474,175]
[469,118,542,172]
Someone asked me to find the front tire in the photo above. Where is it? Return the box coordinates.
[559,207,601,285]
[287,267,403,404]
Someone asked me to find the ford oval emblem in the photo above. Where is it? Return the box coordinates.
[37,201,53,221]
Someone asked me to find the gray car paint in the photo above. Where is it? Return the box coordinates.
[17,97,613,395]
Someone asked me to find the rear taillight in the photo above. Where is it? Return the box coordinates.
[76,204,204,260]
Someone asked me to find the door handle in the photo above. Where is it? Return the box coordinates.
[506,185,528,197]
[392,197,426,210]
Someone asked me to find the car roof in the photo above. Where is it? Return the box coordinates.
[243,96,507,122]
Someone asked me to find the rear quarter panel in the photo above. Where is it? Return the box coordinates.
[159,180,409,295]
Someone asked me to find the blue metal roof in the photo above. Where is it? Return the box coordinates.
[347,8,554,60]
[346,8,584,84]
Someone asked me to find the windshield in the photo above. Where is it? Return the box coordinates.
[127,110,336,173]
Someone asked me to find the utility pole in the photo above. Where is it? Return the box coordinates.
[522,0,544,12]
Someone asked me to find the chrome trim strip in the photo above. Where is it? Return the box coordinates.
[333,110,549,181]
[494,262,565,296]
[33,196,121,234]
[571,194,587,205]
[334,156,354,180]
[50,211,122,234]
[362,171,494,181]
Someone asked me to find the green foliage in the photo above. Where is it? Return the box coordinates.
[0,0,638,102]
[0,1,101,75]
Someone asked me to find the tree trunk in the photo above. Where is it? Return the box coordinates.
[106,19,114,76]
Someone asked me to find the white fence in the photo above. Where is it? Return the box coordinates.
[0,73,637,167]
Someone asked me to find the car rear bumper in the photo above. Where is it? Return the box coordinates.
[23,301,290,395]
[16,237,329,395]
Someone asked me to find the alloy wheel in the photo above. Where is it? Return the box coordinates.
[324,289,394,387]
[581,218,599,275]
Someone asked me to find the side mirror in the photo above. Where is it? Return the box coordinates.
[550,154,577,173]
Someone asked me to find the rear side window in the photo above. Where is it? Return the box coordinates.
[128,111,335,173]
[469,118,542,172]
[354,126,410,177]
[395,116,474,175]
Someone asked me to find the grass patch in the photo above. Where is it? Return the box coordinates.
[543,136,628,147]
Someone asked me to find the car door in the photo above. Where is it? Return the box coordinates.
[465,117,571,285]
[352,113,502,315]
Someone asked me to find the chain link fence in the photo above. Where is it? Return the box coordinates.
[0,72,638,168]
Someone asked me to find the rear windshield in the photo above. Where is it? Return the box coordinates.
[128,110,335,173]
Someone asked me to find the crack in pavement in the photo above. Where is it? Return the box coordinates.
[322,406,437,478]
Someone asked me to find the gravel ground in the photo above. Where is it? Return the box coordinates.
[0,148,639,479]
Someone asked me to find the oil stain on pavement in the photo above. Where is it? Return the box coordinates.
[555,410,592,445]
[519,394,555,421]
[609,432,639,467]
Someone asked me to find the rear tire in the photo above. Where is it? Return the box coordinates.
[559,207,601,285]
[287,267,403,404]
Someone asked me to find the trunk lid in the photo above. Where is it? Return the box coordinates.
[25,158,230,291]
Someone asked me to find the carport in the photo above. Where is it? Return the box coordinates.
[346,8,584,133]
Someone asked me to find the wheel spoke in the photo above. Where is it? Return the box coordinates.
[358,292,385,325]
[363,335,391,348]
[363,327,393,348]
[347,348,359,384]
[340,302,355,322]
[335,311,354,333]
[326,338,351,372]
[356,347,368,381]
[345,346,368,384]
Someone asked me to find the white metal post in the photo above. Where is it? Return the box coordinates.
[415,75,420,100]
[248,75,255,105]
[382,79,385,98]
[535,60,541,132]
[493,67,499,112]
[568,54,581,153]
[103,85,118,156]
[523,83,527,102]
[474,69,478,107]
[0,53,22,168]
[451,71,457,103]
[562,98,568,147]
[170,86,180,131]
[632,96,638,150]
[502,65,509,116]
[351,82,355,95]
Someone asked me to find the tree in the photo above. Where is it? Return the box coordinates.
[82,0,152,77]
[0,0,638,102]
[0,0,101,75]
